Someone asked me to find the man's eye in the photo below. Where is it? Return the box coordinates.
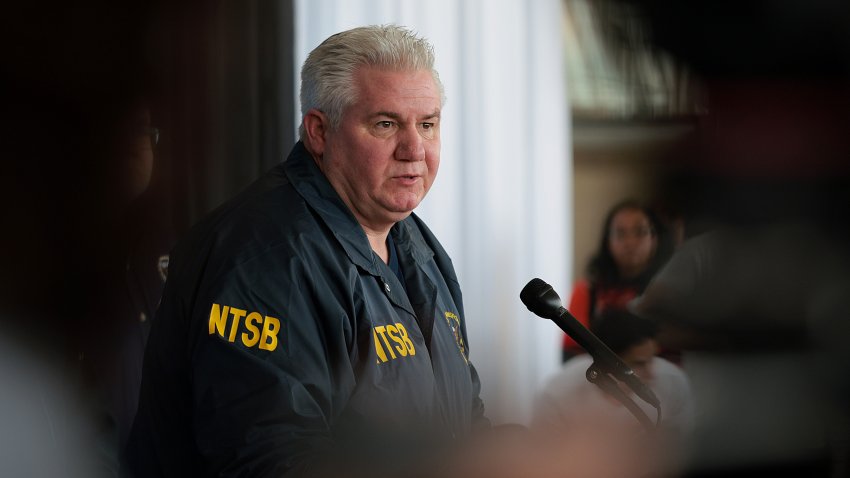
[376,121,394,129]
[421,122,434,130]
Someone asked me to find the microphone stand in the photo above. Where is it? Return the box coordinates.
[584,362,660,433]
[519,278,663,433]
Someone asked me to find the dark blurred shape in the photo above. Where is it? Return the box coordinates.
[1,3,161,475]
[591,308,659,356]
[1,1,294,475]
[610,1,850,476]
[0,0,156,351]
[632,0,850,79]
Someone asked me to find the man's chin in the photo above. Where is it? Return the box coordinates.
[389,210,414,222]
[389,197,424,216]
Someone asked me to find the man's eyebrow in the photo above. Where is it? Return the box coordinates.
[373,111,402,121]
[372,110,441,121]
[422,110,441,120]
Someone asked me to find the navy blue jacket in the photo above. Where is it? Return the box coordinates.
[128,142,486,477]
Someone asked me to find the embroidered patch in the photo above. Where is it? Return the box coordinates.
[444,311,467,362]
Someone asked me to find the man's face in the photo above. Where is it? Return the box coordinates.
[319,67,441,232]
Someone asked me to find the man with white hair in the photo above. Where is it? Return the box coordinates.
[129,25,486,477]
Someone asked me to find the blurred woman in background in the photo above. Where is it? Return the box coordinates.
[562,200,670,362]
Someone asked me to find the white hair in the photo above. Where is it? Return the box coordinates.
[299,24,445,140]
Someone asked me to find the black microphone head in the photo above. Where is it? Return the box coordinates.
[520,278,564,318]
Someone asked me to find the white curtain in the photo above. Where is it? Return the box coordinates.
[294,0,572,424]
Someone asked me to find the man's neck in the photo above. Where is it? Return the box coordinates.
[363,227,391,264]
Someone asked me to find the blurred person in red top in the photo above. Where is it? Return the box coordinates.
[562,200,671,362]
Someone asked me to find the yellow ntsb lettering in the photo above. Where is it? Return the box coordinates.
[208,303,281,352]
[396,323,416,356]
[374,325,396,360]
[260,316,280,351]
[374,322,416,363]
[385,324,407,357]
[228,307,246,342]
[241,312,263,347]
[209,303,230,336]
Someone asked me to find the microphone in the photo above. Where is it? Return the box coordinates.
[520,278,660,408]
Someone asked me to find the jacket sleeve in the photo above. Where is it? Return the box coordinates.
[189,254,354,477]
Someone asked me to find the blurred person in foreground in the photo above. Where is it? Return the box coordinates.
[0,75,166,478]
[536,310,693,478]
[618,0,850,475]
[562,200,671,362]
[128,25,489,477]
[631,227,847,477]
[0,2,170,475]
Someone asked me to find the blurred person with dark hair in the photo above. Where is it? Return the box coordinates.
[562,200,670,362]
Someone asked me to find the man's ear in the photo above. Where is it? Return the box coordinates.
[302,109,329,157]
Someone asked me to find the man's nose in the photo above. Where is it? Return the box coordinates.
[395,126,426,161]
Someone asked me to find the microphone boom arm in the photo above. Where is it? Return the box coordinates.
[585,362,660,432]
[520,278,662,431]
